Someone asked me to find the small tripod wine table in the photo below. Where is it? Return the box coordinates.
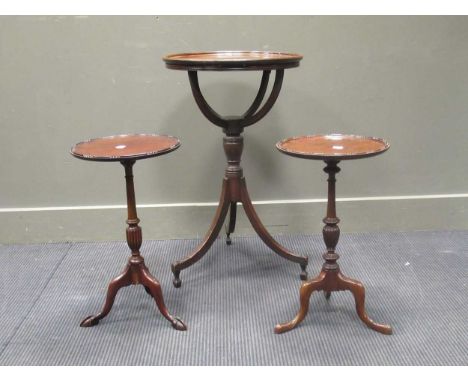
[71,134,187,330]
[274,134,392,335]
[164,51,309,287]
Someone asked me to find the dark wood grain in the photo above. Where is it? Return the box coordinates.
[71,140,186,330]
[274,141,392,335]
[71,134,180,162]
[276,134,390,160]
[163,51,302,71]
[165,52,308,286]
[171,135,308,287]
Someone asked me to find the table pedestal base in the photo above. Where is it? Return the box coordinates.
[171,135,308,288]
[274,266,392,335]
[274,160,392,335]
[80,255,186,330]
[80,161,186,331]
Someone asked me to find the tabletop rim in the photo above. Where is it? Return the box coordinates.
[276,133,390,161]
[70,133,181,162]
[163,50,303,71]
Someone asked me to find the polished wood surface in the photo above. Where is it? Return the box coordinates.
[274,148,392,335]
[72,144,186,330]
[165,53,308,286]
[277,134,390,160]
[171,135,308,287]
[275,269,393,335]
[164,51,302,71]
[71,134,180,162]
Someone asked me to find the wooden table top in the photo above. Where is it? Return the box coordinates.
[276,134,390,161]
[71,134,180,162]
[163,51,302,71]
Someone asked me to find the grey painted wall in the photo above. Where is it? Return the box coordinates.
[0,16,467,243]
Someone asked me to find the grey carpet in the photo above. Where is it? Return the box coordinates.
[0,243,71,350]
[0,230,466,365]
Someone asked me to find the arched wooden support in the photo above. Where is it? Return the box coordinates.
[171,70,308,287]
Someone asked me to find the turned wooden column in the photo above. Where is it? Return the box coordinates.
[322,161,341,272]
[164,51,309,288]
[274,134,393,335]
[124,161,143,264]
[71,134,187,330]
[224,135,243,201]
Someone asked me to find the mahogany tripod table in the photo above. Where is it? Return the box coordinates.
[274,134,393,335]
[163,51,309,287]
[71,134,187,330]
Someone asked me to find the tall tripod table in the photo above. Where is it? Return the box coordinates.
[164,51,309,287]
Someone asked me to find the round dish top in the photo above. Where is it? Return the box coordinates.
[276,134,390,160]
[163,51,302,71]
[71,134,180,162]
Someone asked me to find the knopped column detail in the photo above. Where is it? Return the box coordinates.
[170,69,308,287]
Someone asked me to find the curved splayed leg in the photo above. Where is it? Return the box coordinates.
[274,272,326,334]
[337,272,392,335]
[171,179,230,288]
[225,202,237,245]
[80,265,131,327]
[240,178,308,279]
[141,268,187,331]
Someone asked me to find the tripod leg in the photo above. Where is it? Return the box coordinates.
[171,179,230,287]
[225,202,237,245]
[240,178,308,279]
[337,272,392,335]
[140,268,187,331]
[80,264,132,327]
[275,272,326,334]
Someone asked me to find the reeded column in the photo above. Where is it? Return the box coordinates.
[322,161,341,271]
[123,161,142,255]
[122,160,145,288]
